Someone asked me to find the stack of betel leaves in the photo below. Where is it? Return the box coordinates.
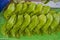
[1,2,60,38]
